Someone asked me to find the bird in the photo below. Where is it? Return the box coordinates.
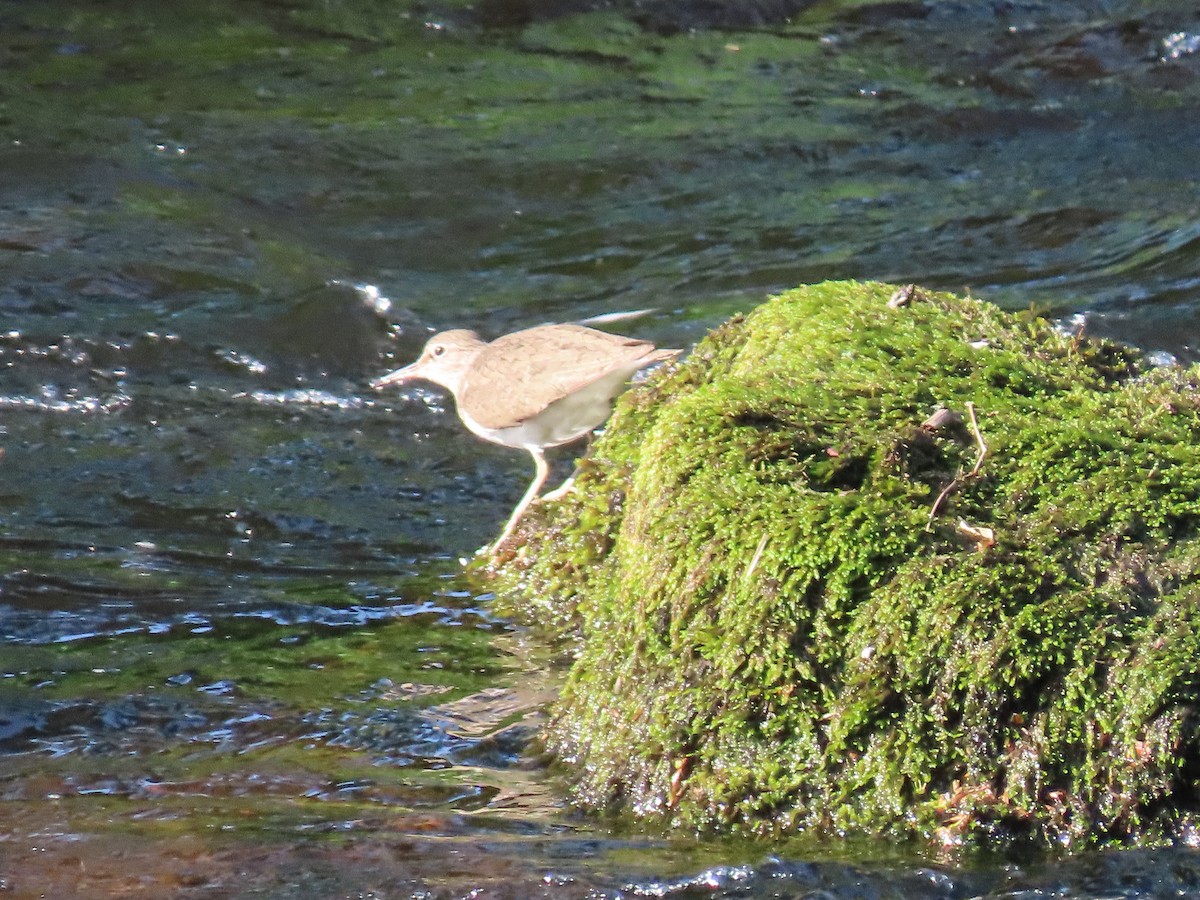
[371,322,680,551]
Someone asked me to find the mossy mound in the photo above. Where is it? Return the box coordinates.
[490,281,1200,846]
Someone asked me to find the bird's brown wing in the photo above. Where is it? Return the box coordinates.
[461,324,659,430]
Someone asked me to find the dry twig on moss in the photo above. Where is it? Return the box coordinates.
[927,402,988,528]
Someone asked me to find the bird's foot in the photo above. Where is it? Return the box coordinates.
[473,521,520,564]
[472,539,521,569]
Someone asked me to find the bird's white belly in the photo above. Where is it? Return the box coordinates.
[460,367,634,450]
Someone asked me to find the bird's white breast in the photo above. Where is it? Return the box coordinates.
[458,365,637,450]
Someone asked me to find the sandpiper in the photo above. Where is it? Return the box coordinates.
[372,323,679,550]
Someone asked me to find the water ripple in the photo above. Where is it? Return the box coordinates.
[0,391,131,414]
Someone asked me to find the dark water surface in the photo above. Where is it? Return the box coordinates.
[2,0,1200,895]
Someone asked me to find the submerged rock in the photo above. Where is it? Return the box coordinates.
[490,281,1200,846]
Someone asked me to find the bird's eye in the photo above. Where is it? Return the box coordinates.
[432,345,446,357]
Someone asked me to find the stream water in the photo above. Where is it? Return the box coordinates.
[2,0,1200,896]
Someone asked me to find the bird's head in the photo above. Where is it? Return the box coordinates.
[370,329,485,397]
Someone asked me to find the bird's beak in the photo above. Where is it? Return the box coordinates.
[370,362,421,390]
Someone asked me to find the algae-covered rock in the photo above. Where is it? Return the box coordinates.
[491,281,1200,845]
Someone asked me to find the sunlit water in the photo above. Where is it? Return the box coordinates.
[2,0,1200,895]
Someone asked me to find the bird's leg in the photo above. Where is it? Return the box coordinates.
[540,475,575,502]
[540,428,601,503]
[487,447,550,552]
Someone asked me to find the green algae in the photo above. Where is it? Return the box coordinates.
[491,281,1200,845]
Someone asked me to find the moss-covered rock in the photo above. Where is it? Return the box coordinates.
[489,281,1200,846]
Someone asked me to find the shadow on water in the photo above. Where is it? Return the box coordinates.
[1,0,1200,894]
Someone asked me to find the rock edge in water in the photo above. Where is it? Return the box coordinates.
[490,281,1200,847]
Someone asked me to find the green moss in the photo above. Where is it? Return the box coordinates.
[490,281,1200,846]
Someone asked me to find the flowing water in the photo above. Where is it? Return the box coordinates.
[2,0,1200,896]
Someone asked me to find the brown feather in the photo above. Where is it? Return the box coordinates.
[460,324,668,430]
